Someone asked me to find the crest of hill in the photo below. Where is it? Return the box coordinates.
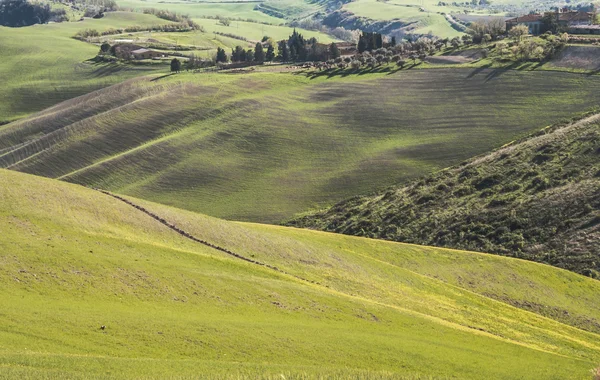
[288,111,600,279]
[1,168,600,378]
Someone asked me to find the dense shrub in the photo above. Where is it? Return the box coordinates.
[0,0,50,26]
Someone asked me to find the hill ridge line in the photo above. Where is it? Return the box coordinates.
[95,189,320,286]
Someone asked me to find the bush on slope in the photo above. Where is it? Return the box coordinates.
[289,112,600,279]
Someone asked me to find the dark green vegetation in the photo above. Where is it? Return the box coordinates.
[0,0,51,27]
[3,69,600,222]
[290,111,600,278]
[1,168,600,378]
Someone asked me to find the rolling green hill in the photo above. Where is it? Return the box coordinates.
[1,168,600,378]
[0,12,172,124]
[3,69,600,223]
[0,10,339,124]
[289,110,600,278]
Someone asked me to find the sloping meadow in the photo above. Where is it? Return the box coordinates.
[1,168,600,378]
[3,69,600,222]
[290,108,600,279]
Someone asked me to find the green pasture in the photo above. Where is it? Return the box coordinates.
[0,168,599,378]
[2,68,600,222]
[0,12,173,123]
[116,0,281,23]
[258,0,322,19]
[97,29,250,59]
[199,18,339,43]
[342,0,463,38]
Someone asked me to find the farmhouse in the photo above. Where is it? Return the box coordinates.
[131,48,163,60]
[505,10,593,35]
[569,24,600,35]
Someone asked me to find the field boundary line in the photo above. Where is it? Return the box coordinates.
[95,189,319,285]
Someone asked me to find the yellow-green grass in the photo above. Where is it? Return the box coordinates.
[96,19,339,61]
[199,18,339,43]
[258,0,323,19]
[117,0,281,24]
[97,29,252,59]
[342,0,463,38]
[1,168,600,378]
[0,12,175,123]
[3,69,600,223]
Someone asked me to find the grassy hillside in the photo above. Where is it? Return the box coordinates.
[0,10,340,123]
[0,12,178,123]
[199,18,338,43]
[342,0,463,38]
[116,0,282,23]
[3,69,600,222]
[290,110,600,278]
[1,168,600,378]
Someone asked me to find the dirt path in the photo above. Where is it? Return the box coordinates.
[96,189,318,285]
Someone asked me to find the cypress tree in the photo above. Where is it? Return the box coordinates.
[329,42,340,59]
[216,47,227,63]
[265,44,275,61]
[358,35,367,53]
[376,33,383,49]
[254,42,265,63]
[170,58,181,73]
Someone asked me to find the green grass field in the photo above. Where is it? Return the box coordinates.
[0,10,339,123]
[0,12,173,123]
[200,18,338,43]
[342,0,463,38]
[117,0,281,23]
[2,68,600,222]
[257,0,323,19]
[1,168,599,378]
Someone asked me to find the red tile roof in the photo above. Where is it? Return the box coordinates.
[506,11,591,24]
[506,14,543,23]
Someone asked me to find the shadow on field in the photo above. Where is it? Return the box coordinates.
[151,73,175,82]
[466,61,544,82]
[301,65,412,80]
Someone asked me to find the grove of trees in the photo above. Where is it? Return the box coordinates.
[0,0,50,27]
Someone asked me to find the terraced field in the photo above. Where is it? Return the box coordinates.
[1,168,599,378]
[2,69,600,222]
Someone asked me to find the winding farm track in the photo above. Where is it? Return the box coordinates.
[96,189,319,285]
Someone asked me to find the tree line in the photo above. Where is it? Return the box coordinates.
[212,30,342,64]
[0,0,51,27]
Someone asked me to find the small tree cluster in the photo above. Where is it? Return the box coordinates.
[274,29,332,62]
[357,31,383,53]
[142,8,190,23]
[467,18,506,43]
[231,46,253,62]
[0,0,51,26]
[217,15,230,26]
[216,47,228,63]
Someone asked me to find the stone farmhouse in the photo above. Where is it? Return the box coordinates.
[505,9,594,35]
[131,48,164,60]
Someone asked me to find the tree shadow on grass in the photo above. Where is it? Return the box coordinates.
[466,63,493,78]
[299,64,408,80]
[150,73,175,81]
